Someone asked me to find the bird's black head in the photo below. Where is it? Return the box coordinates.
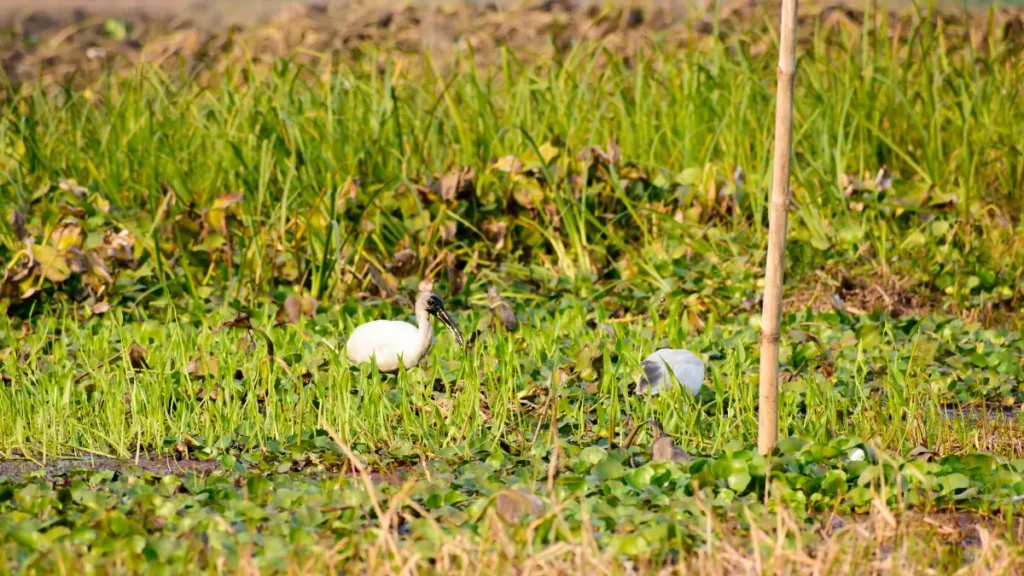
[420,291,465,347]
[425,293,445,315]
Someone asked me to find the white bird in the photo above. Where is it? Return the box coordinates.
[636,348,705,396]
[346,289,464,373]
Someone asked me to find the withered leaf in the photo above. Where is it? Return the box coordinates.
[129,343,150,370]
[103,229,138,269]
[492,155,524,174]
[212,191,244,210]
[65,247,89,273]
[908,445,935,461]
[59,204,87,219]
[436,166,475,201]
[91,301,111,315]
[537,141,560,165]
[239,334,256,355]
[187,356,220,379]
[58,178,88,198]
[369,267,399,299]
[89,254,114,284]
[441,220,458,243]
[220,312,253,330]
[578,141,620,166]
[283,295,302,324]
[390,248,416,271]
[482,220,508,250]
[874,167,892,191]
[208,192,244,234]
[93,195,111,213]
[841,169,892,198]
[50,221,84,251]
[546,367,571,389]
[11,210,27,241]
[619,165,648,183]
[32,244,71,283]
[511,178,545,210]
[341,178,360,201]
[487,286,519,332]
[281,294,319,324]
[447,259,465,297]
[543,203,561,229]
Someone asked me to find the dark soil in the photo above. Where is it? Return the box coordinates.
[0,454,220,480]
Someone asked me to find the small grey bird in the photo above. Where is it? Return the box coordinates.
[636,348,705,396]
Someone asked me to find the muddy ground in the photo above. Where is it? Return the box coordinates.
[0,454,220,479]
[1,0,1016,28]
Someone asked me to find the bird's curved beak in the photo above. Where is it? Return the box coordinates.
[432,308,465,347]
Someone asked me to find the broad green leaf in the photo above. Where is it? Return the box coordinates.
[577,446,607,468]
[727,471,751,492]
[594,457,625,481]
[624,465,656,490]
[940,473,971,494]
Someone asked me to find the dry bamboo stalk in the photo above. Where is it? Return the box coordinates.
[758,0,799,456]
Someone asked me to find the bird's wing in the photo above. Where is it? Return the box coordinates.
[639,356,666,394]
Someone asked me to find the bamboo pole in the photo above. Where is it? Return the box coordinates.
[758,0,799,456]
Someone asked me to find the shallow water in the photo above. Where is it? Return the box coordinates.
[0,455,220,480]
[940,404,1021,421]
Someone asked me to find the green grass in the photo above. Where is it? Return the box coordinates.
[1,2,1024,573]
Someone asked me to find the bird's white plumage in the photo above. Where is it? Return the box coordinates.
[638,348,705,396]
[346,319,430,373]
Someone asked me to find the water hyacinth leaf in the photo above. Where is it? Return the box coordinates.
[940,473,971,495]
[577,446,607,468]
[593,457,625,481]
[776,437,806,455]
[624,465,656,489]
[727,470,752,492]
[712,458,748,483]
[612,533,649,556]
[847,486,873,508]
